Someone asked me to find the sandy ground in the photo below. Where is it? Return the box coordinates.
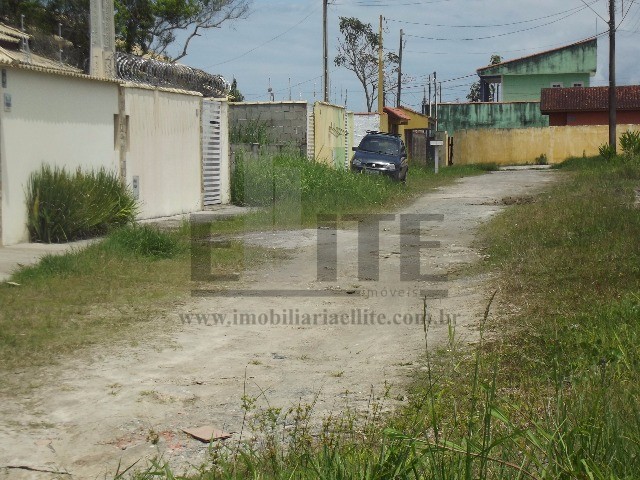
[0,170,556,479]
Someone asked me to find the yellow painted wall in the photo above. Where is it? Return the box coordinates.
[313,102,353,169]
[454,124,640,165]
[398,109,430,139]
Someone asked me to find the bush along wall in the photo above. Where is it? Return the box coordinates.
[26,165,137,243]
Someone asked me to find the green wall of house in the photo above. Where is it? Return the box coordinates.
[502,73,592,101]
[480,39,597,77]
[438,102,548,136]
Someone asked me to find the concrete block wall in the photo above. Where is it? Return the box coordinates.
[229,101,308,148]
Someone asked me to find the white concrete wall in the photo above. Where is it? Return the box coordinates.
[353,113,380,147]
[123,86,203,219]
[0,68,119,246]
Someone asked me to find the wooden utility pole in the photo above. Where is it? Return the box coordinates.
[428,74,432,116]
[609,0,617,150]
[433,71,438,131]
[396,29,403,108]
[323,0,329,103]
[378,15,384,114]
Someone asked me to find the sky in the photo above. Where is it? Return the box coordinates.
[167,0,640,112]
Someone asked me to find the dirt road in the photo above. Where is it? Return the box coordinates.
[0,170,556,479]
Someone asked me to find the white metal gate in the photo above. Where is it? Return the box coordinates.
[201,99,223,206]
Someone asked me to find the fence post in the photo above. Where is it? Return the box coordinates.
[250,142,260,158]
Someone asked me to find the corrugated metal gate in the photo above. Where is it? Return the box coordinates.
[201,99,223,206]
[306,103,315,160]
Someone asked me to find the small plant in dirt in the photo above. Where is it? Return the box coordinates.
[535,153,548,165]
[26,165,137,243]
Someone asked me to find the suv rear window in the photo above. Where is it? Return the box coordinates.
[359,136,401,156]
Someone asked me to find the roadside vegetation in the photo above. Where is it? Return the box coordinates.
[1,154,490,375]
[231,149,496,227]
[26,165,136,243]
[127,144,640,478]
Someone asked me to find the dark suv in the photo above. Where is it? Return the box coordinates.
[351,132,408,182]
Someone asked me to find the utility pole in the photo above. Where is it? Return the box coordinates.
[396,29,404,108]
[428,74,432,117]
[323,0,329,103]
[422,87,427,115]
[609,0,617,150]
[433,72,438,131]
[378,15,384,115]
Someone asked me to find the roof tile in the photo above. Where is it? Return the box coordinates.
[540,86,640,113]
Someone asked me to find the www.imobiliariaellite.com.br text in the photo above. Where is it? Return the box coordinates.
[178,308,460,327]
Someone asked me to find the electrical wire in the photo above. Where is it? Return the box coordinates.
[618,0,638,28]
[404,7,594,41]
[386,1,598,29]
[205,5,319,68]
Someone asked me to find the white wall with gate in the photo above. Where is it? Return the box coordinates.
[202,99,230,206]
[0,65,231,246]
[122,85,203,219]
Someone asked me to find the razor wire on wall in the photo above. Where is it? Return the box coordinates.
[115,52,230,98]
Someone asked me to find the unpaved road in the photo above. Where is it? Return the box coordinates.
[0,170,556,479]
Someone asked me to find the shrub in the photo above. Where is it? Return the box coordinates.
[598,143,617,161]
[26,165,137,243]
[620,130,640,160]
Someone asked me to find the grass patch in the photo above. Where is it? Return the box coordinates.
[103,225,186,259]
[126,156,640,479]
[0,224,277,374]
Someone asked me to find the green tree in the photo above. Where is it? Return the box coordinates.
[228,77,244,102]
[0,0,89,69]
[467,54,502,102]
[117,0,252,61]
[334,16,400,112]
[2,0,251,71]
[467,55,502,102]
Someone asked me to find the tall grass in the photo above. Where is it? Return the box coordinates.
[26,165,137,243]
[232,150,394,215]
[230,119,274,145]
[231,150,496,228]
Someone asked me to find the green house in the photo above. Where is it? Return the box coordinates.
[476,38,598,102]
[438,38,598,135]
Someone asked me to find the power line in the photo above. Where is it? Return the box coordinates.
[618,0,638,27]
[345,0,452,6]
[578,0,608,23]
[205,6,319,68]
[386,2,597,29]
[404,8,593,41]
[404,35,605,56]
